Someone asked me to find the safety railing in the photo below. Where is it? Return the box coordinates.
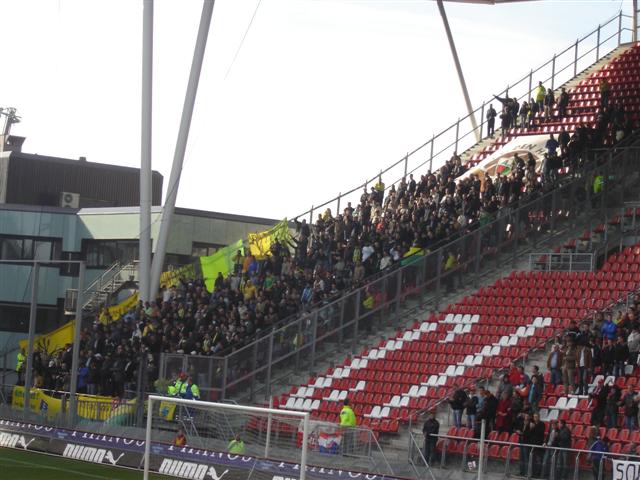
[411,430,640,480]
[528,252,595,272]
[293,11,636,224]
[159,140,640,403]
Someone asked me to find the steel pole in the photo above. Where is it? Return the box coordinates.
[68,261,85,425]
[23,262,39,418]
[477,419,486,480]
[634,0,638,43]
[436,0,480,142]
[150,0,216,296]
[139,0,154,303]
[264,396,273,458]
[143,396,153,480]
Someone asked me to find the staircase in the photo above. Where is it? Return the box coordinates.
[64,261,139,316]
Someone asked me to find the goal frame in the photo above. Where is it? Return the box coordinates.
[144,395,311,480]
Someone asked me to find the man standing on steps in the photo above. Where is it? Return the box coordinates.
[422,411,440,465]
[340,398,357,455]
[486,104,497,138]
[558,87,570,118]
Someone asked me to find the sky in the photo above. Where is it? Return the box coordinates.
[1,0,634,222]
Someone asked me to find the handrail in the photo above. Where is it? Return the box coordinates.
[423,432,638,461]
[83,260,121,295]
[408,428,438,480]
[293,11,633,222]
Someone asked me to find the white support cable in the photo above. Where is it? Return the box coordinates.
[436,0,480,143]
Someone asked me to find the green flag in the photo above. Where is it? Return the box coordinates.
[200,239,244,291]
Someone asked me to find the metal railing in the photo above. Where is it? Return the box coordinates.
[65,260,139,313]
[528,252,595,272]
[293,12,636,224]
[159,140,640,403]
[411,430,640,480]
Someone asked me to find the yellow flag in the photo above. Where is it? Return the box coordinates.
[247,219,291,259]
[19,321,74,355]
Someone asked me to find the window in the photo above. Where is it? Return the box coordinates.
[83,240,139,268]
[191,242,222,258]
[0,236,62,261]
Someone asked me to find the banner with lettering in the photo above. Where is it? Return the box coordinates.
[160,263,196,289]
[613,459,640,480]
[98,292,139,324]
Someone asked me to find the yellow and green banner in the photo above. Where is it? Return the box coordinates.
[18,294,138,355]
[160,263,196,289]
[158,399,177,421]
[98,292,139,324]
[247,219,291,259]
[12,385,137,424]
[19,320,74,355]
[200,239,244,291]
[11,385,62,420]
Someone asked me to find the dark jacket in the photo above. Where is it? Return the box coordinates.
[449,389,468,411]
[614,342,630,363]
[479,394,498,422]
[423,418,440,442]
[557,425,572,448]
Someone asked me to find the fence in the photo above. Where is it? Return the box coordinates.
[409,429,640,480]
[158,140,640,402]
[293,12,637,225]
[528,252,595,272]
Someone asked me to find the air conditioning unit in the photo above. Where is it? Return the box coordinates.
[60,191,80,208]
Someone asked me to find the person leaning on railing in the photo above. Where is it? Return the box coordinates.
[422,411,439,465]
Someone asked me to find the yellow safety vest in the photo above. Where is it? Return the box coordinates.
[340,406,357,427]
[16,352,25,372]
[593,175,603,194]
[228,439,245,454]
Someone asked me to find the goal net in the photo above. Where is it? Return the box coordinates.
[144,395,310,480]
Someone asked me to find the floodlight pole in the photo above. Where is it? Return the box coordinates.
[68,261,85,425]
[150,0,216,297]
[436,0,480,143]
[139,0,154,303]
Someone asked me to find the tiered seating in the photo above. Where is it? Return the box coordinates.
[469,43,640,165]
[276,244,640,433]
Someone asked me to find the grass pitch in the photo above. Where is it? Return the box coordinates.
[0,446,172,480]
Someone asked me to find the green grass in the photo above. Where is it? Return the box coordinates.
[0,447,173,480]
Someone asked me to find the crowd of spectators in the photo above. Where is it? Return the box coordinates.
[443,295,640,478]
[14,79,638,402]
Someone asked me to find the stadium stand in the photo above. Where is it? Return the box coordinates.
[15,41,640,410]
[272,43,640,435]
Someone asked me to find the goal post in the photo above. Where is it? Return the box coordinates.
[144,395,310,480]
